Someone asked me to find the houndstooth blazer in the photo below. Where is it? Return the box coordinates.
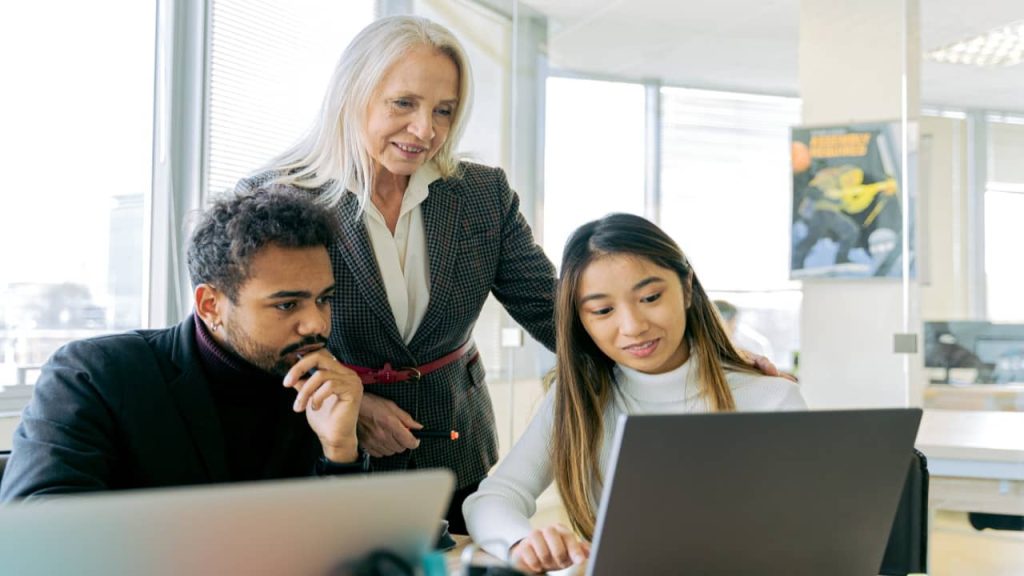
[236,162,556,489]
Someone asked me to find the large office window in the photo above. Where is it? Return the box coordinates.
[0,2,156,411]
[542,77,646,267]
[660,87,802,367]
[660,87,801,290]
[205,0,375,197]
[984,117,1024,322]
[541,81,801,367]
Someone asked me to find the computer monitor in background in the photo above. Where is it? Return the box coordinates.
[975,337,1024,364]
[975,337,1024,384]
[924,320,1024,384]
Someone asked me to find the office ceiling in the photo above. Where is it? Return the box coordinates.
[520,0,1024,113]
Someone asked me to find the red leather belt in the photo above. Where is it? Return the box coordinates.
[343,340,476,385]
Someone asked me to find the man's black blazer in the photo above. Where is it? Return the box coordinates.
[0,316,322,501]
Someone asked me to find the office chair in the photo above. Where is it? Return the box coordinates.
[879,450,928,576]
[967,512,1024,532]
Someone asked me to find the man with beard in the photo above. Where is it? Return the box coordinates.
[1,189,367,501]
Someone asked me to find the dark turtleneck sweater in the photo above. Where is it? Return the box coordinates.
[193,317,319,481]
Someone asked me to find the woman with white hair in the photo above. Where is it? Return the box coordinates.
[235,15,782,533]
[234,15,557,533]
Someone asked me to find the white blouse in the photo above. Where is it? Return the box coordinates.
[361,163,440,343]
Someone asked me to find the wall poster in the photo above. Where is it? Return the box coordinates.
[790,122,915,279]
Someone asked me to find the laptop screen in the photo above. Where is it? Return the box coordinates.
[0,469,453,576]
[588,409,921,576]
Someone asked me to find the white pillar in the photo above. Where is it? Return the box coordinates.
[798,0,921,408]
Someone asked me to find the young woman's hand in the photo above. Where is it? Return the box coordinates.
[509,524,590,573]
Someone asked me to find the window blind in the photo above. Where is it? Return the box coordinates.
[659,87,801,291]
[205,0,374,196]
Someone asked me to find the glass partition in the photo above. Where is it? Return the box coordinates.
[505,0,1023,572]
[512,0,916,406]
[918,3,1024,568]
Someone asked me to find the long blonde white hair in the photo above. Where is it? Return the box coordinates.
[259,15,473,210]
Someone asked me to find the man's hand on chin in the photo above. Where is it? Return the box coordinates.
[282,349,363,462]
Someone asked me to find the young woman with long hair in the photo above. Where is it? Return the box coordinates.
[463,213,806,572]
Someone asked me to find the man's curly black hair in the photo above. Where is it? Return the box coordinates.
[187,187,338,302]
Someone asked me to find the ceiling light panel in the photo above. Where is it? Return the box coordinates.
[926,20,1024,67]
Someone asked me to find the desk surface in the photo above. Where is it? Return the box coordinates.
[924,384,1024,412]
[917,409,1024,463]
[926,383,1024,395]
[915,409,1024,514]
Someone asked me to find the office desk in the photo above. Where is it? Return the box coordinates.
[916,409,1024,516]
[924,384,1024,412]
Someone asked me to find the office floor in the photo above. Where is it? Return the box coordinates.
[931,511,1024,576]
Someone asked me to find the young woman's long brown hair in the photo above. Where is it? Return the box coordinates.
[550,213,758,539]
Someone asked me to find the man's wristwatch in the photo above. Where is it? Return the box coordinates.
[315,447,371,475]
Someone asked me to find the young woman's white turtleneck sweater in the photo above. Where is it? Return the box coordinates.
[462,359,807,559]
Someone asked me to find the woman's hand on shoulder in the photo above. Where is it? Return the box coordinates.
[747,353,798,383]
[509,523,589,574]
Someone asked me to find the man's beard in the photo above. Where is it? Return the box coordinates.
[221,322,327,377]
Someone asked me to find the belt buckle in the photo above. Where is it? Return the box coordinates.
[373,363,420,384]
[375,363,399,384]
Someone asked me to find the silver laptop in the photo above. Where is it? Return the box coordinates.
[588,409,922,576]
[0,469,453,576]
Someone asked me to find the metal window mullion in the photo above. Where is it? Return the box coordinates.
[645,81,662,225]
[965,110,988,319]
[149,0,207,328]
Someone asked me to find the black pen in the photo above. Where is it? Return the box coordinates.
[294,351,319,379]
[412,429,460,441]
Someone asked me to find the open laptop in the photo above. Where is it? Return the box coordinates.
[588,409,922,576]
[0,469,453,576]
